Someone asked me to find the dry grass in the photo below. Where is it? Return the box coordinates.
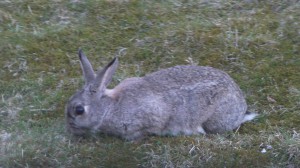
[0,0,299,167]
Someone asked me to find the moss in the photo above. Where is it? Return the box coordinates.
[209,149,271,167]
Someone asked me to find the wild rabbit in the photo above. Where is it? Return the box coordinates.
[65,50,257,140]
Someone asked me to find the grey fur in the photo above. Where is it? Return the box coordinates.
[65,50,257,140]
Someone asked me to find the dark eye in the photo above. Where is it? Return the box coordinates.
[75,105,85,115]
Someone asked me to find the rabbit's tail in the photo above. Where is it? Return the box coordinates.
[242,111,258,123]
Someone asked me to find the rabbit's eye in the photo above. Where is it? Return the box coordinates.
[75,105,85,115]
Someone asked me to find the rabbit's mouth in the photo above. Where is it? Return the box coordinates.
[67,121,88,135]
[68,122,79,129]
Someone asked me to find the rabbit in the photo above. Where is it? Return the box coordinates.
[65,49,258,141]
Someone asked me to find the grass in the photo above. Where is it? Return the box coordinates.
[0,0,299,167]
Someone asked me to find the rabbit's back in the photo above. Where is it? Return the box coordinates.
[144,65,236,89]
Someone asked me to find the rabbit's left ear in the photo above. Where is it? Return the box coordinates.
[78,49,96,85]
[93,57,119,92]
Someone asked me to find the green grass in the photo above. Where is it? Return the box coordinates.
[0,0,299,167]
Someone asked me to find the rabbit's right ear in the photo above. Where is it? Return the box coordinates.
[78,49,95,85]
[93,57,118,92]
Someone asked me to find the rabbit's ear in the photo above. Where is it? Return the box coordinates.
[93,57,118,91]
[78,49,95,85]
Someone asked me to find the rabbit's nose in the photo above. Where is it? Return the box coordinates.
[75,105,85,115]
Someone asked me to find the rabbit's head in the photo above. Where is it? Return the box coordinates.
[65,50,118,135]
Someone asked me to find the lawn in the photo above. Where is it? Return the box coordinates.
[0,0,299,167]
